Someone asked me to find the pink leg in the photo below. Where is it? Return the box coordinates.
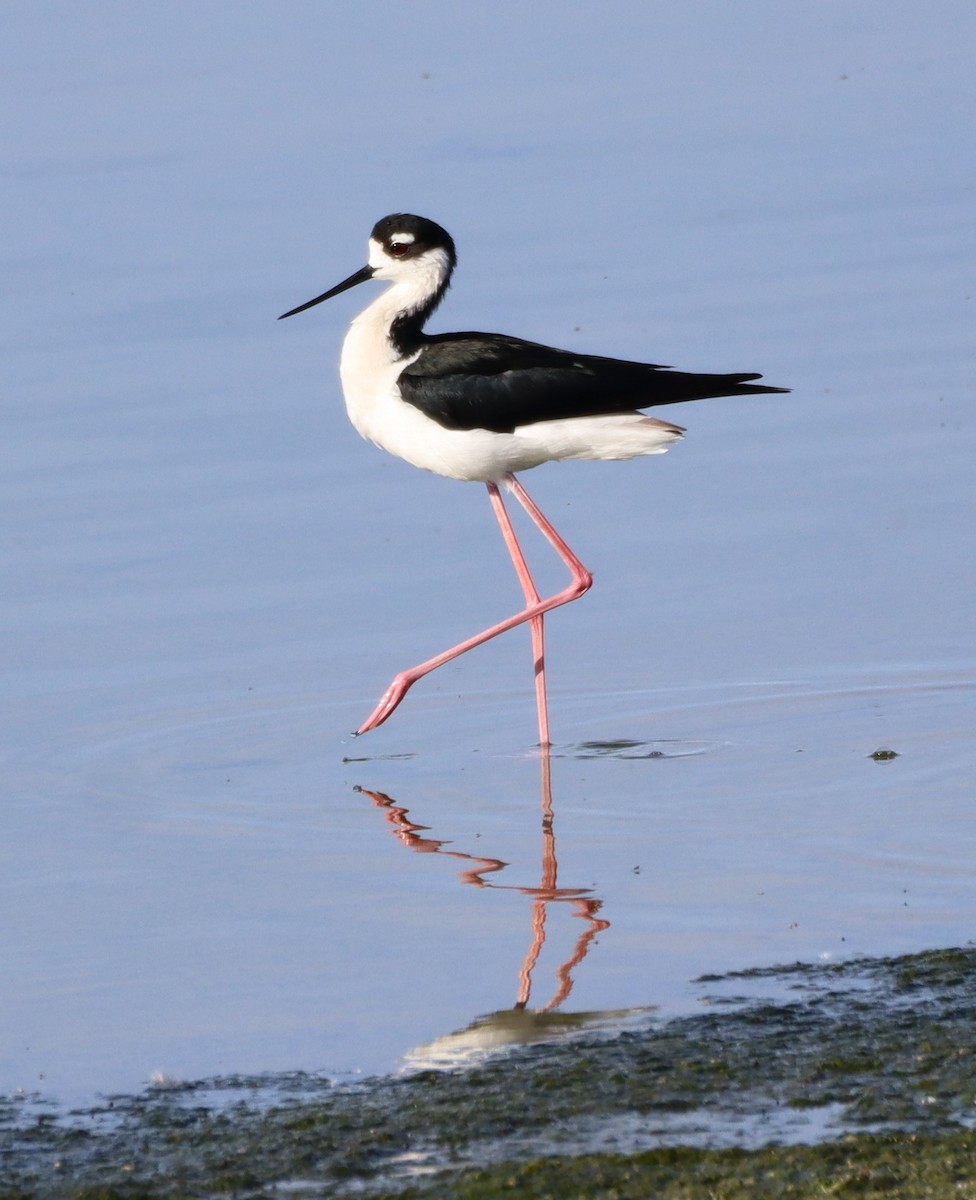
[486,481,550,747]
[355,472,593,738]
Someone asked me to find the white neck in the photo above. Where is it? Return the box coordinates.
[365,242,454,322]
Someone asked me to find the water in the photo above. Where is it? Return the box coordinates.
[2,0,974,1108]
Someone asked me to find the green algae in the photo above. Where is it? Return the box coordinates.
[384,1132,976,1198]
[3,946,976,1199]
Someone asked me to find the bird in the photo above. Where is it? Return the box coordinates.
[279,214,787,746]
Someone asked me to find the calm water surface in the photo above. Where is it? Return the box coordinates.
[3,2,974,1106]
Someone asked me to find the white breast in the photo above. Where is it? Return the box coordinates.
[339,324,531,481]
[336,289,530,482]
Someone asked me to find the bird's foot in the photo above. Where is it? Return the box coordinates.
[354,671,414,736]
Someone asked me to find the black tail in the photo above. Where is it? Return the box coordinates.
[649,369,790,407]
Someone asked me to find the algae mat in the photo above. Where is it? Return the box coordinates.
[3,947,975,1198]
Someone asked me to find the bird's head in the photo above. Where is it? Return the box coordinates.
[278,213,456,321]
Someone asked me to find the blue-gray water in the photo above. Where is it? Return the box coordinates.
[3,1,974,1106]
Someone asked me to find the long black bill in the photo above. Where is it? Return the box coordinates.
[277,264,375,320]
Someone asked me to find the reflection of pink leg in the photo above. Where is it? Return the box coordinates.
[356,472,593,738]
[515,748,557,1008]
[516,747,609,1011]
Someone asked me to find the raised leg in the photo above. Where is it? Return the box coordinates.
[355,472,593,737]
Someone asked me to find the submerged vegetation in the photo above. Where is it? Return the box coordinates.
[3,946,975,1198]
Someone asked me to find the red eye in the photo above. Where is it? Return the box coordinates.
[389,242,409,257]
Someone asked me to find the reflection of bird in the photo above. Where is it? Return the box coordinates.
[400,1004,646,1074]
[280,214,788,743]
[357,749,609,1027]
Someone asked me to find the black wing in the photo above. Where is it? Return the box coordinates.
[398,332,787,434]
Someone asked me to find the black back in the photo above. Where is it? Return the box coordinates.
[399,332,787,434]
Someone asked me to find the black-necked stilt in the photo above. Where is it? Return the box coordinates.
[280,214,787,745]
